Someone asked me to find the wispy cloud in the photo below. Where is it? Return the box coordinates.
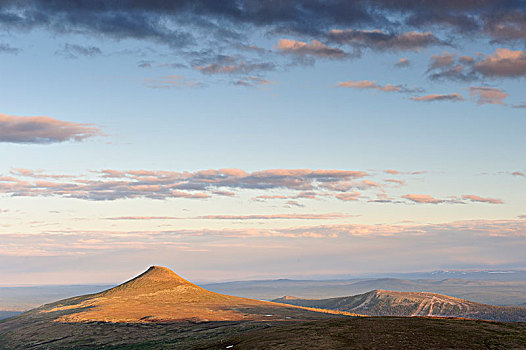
[0,113,101,144]
[195,213,350,220]
[462,195,503,204]
[410,93,464,102]
[0,43,21,55]
[106,213,350,220]
[335,192,360,201]
[337,80,422,93]
[233,76,276,88]
[276,39,347,59]
[193,54,275,75]
[327,30,447,52]
[2,219,525,258]
[426,52,477,82]
[144,75,204,89]
[55,43,102,59]
[394,57,410,67]
[402,194,445,204]
[468,86,509,105]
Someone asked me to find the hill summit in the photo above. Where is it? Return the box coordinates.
[99,265,210,297]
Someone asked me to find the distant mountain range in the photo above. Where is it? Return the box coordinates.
[204,277,526,306]
[273,290,526,322]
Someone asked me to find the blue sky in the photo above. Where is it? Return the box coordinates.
[0,0,525,284]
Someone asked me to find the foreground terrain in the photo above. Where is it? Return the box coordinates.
[1,266,525,349]
[1,316,525,349]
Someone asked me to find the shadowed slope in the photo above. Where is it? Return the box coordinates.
[274,289,526,322]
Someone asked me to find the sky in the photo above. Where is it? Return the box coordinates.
[0,0,525,285]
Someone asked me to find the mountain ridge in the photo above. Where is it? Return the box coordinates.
[273,289,526,322]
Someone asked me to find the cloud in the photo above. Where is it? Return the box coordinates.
[212,190,236,197]
[468,86,509,105]
[410,93,464,102]
[425,49,526,82]
[2,219,525,258]
[193,54,275,75]
[402,194,444,204]
[384,179,405,186]
[483,11,526,43]
[144,75,204,89]
[327,29,447,52]
[234,76,276,88]
[474,49,526,78]
[427,52,455,70]
[0,43,21,54]
[0,1,524,51]
[4,217,526,285]
[337,80,422,93]
[335,192,360,201]
[0,113,101,144]
[428,64,477,82]
[10,168,74,179]
[56,43,102,58]
[276,39,347,58]
[106,216,181,221]
[462,195,503,204]
[383,169,426,176]
[394,57,410,67]
[107,213,350,221]
[512,102,526,109]
[426,52,477,81]
[285,200,304,208]
[1,168,370,201]
[195,213,349,220]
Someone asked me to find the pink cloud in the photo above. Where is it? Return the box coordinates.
[474,48,526,78]
[0,168,371,201]
[335,192,360,201]
[410,93,464,102]
[212,190,236,197]
[402,194,443,204]
[106,216,181,220]
[195,213,349,220]
[144,75,203,89]
[328,29,444,51]
[468,86,509,105]
[384,179,405,186]
[276,39,347,58]
[0,113,101,144]
[428,51,455,70]
[462,195,503,204]
[395,57,410,67]
[337,80,410,92]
